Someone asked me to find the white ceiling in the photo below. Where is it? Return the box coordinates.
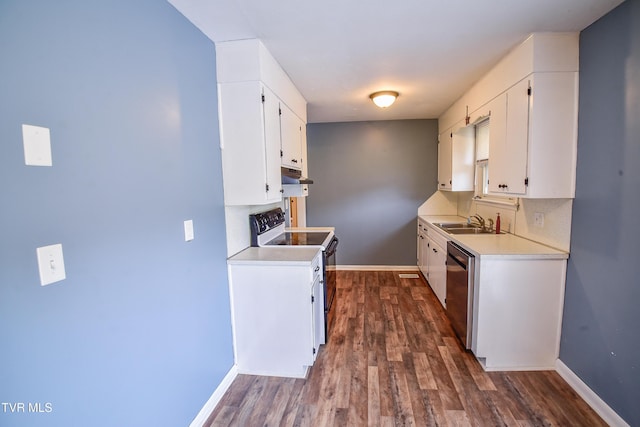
[168,0,623,123]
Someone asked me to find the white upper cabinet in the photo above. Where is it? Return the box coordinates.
[216,39,308,205]
[488,72,578,198]
[487,81,528,195]
[437,129,452,190]
[218,82,283,205]
[438,121,475,191]
[439,33,579,199]
[279,102,304,170]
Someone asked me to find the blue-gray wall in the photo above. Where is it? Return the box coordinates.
[0,2,233,426]
[306,120,438,266]
[561,0,640,425]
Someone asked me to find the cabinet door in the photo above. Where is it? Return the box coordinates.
[437,131,452,190]
[430,242,447,308]
[426,238,446,307]
[312,274,325,354]
[263,86,284,197]
[451,125,475,191]
[426,235,435,280]
[526,72,579,198]
[488,79,529,195]
[422,236,430,277]
[417,224,422,268]
[229,262,315,377]
[487,94,507,193]
[418,228,429,277]
[280,103,303,170]
[218,82,282,205]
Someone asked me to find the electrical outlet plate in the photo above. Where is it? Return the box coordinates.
[184,220,194,241]
[36,244,66,286]
[534,212,545,228]
[23,124,52,166]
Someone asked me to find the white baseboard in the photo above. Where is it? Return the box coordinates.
[555,359,629,427]
[336,265,420,271]
[190,364,239,427]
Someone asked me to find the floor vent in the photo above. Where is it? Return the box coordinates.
[398,273,420,279]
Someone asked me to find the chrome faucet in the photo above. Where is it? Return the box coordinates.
[470,214,485,230]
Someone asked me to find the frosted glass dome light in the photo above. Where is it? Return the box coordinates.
[370,91,399,108]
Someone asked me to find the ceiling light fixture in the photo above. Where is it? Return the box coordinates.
[369,91,399,108]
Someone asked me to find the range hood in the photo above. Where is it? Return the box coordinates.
[281,167,314,185]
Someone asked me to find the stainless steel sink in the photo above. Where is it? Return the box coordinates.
[434,222,499,235]
[446,228,496,235]
[434,223,477,229]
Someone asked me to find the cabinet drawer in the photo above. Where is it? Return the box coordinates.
[427,226,449,250]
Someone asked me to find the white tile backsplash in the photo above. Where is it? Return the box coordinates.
[453,192,573,251]
[515,199,573,252]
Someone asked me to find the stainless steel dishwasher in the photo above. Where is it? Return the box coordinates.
[446,241,475,349]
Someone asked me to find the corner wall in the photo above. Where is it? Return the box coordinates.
[561,1,640,425]
[0,2,233,426]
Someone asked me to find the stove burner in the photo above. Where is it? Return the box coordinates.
[266,231,331,246]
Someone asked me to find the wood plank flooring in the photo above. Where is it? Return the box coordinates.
[205,270,606,426]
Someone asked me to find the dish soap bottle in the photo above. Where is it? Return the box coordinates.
[495,213,501,234]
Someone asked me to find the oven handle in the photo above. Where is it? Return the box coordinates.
[325,237,339,255]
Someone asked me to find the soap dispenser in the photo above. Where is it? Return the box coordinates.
[495,213,501,234]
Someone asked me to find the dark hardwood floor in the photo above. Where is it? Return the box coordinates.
[205,270,605,426]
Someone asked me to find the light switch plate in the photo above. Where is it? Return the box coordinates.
[184,220,194,242]
[36,244,66,286]
[22,124,52,166]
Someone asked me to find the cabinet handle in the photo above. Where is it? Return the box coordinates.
[292,159,298,163]
[314,266,320,272]
[433,248,437,253]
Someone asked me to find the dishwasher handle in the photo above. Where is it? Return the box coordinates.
[447,241,472,270]
[447,252,467,270]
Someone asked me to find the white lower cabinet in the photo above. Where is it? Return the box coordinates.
[420,223,448,309]
[426,235,447,308]
[417,217,568,371]
[228,248,323,378]
[472,257,566,370]
[417,219,429,277]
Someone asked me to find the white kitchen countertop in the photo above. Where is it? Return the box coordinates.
[228,247,321,265]
[419,215,568,260]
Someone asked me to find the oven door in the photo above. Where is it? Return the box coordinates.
[323,236,338,336]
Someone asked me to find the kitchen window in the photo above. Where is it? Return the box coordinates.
[475,159,489,197]
[474,119,490,198]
